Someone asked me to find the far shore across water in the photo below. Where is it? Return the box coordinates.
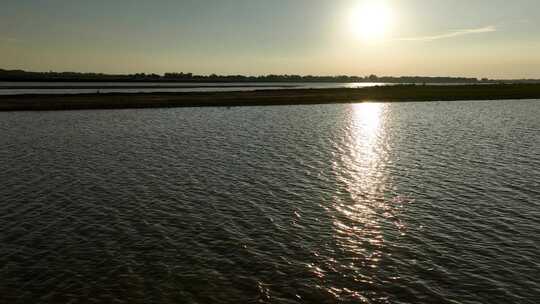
[1,84,540,111]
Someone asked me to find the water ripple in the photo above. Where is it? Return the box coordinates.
[1,100,539,303]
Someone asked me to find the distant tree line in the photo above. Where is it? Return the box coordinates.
[0,68,537,83]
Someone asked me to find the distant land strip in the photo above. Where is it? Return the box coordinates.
[0,84,299,90]
[3,68,540,83]
[1,84,540,111]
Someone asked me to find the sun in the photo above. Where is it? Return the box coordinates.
[350,2,394,42]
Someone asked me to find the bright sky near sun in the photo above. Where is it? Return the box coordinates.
[1,0,539,78]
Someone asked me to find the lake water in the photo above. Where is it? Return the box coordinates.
[1,100,539,303]
[0,82,389,95]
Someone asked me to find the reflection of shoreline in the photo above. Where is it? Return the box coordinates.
[2,84,540,111]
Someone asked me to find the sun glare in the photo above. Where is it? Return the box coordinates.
[350,2,394,42]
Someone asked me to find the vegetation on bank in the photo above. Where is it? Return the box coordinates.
[1,84,540,111]
[0,68,512,84]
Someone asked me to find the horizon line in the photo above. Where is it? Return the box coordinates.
[2,68,538,81]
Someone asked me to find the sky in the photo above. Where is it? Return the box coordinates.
[1,0,539,78]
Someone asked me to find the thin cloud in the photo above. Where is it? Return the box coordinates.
[398,26,497,42]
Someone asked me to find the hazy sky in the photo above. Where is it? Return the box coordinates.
[1,0,539,78]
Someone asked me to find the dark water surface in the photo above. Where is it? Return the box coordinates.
[1,100,539,303]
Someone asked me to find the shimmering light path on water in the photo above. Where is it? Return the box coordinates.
[1,100,539,303]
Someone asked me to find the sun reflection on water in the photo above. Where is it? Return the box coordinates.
[354,102,383,134]
[310,103,414,300]
[324,103,396,296]
[343,102,389,201]
[350,103,384,188]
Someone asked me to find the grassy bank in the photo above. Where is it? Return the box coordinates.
[1,84,540,111]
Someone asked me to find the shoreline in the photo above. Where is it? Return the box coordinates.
[1,84,540,111]
[0,84,301,90]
